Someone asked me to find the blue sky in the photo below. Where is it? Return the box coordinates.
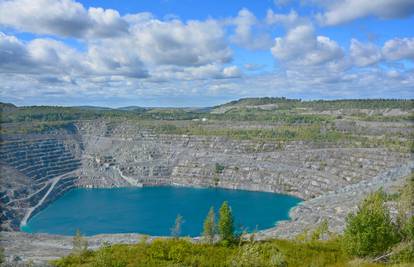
[0,0,413,107]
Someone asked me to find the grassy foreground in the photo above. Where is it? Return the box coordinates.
[52,237,412,267]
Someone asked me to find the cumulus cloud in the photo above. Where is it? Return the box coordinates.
[230,9,273,50]
[129,19,231,66]
[28,39,85,73]
[223,66,242,78]
[271,24,344,66]
[382,38,414,61]
[0,0,128,38]
[317,0,414,25]
[0,32,147,80]
[86,43,148,78]
[0,33,33,72]
[349,39,382,67]
[0,2,234,80]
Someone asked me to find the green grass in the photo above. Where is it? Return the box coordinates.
[52,238,350,267]
[52,238,413,267]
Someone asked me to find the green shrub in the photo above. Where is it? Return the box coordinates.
[231,242,287,267]
[215,163,225,174]
[342,190,399,257]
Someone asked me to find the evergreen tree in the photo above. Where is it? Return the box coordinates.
[72,229,88,255]
[218,201,234,243]
[203,206,216,244]
[171,214,184,239]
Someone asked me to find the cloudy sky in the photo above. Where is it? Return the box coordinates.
[0,0,413,107]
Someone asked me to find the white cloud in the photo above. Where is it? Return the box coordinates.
[271,24,344,66]
[223,66,242,78]
[0,33,33,72]
[87,7,129,38]
[317,0,414,25]
[86,43,148,78]
[0,32,147,80]
[266,10,301,26]
[386,70,402,79]
[230,8,273,50]
[382,38,414,61]
[148,64,242,82]
[129,18,232,66]
[28,39,84,73]
[349,39,382,67]
[0,4,234,80]
[0,0,128,38]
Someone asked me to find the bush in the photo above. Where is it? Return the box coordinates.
[215,163,225,174]
[342,190,399,257]
[231,242,287,267]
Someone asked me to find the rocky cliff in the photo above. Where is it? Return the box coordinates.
[1,119,412,234]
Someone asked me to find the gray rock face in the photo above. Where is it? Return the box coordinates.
[0,136,81,231]
[257,162,413,239]
[0,119,412,263]
[0,231,147,264]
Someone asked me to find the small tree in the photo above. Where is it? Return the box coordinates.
[215,163,225,174]
[72,229,88,255]
[203,206,216,244]
[171,214,184,239]
[218,201,234,244]
[342,190,398,257]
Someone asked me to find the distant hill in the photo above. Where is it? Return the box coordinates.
[0,102,18,113]
[73,106,114,111]
[117,106,148,112]
[213,97,414,111]
[218,97,300,107]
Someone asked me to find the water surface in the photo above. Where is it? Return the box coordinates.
[22,186,301,236]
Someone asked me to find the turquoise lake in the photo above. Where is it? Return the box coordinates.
[22,186,301,236]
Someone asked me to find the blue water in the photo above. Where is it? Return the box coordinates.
[22,186,301,236]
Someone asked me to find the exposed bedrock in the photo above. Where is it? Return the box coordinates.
[0,134,82,231]
[78,127,410,200]
[0,120,412,234]
[257,161,413,239]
